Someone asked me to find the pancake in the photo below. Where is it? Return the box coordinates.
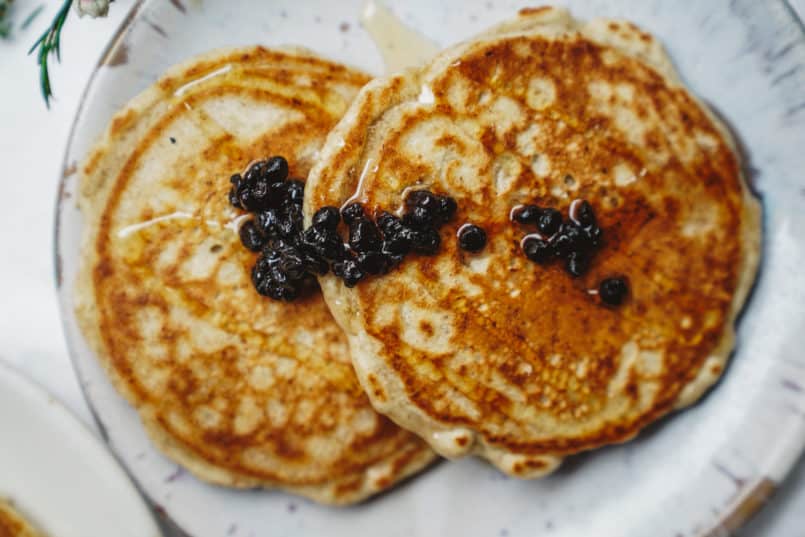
[304,8,761,477]
[74,46,435,504]
[0,501,42,537]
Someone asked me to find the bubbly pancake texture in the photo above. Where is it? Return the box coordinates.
[75,47,435,504]
[0,501,42,537]
[304,8,761,477]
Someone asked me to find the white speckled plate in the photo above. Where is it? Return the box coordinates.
[0,361,160,537]
[55,1,805,536]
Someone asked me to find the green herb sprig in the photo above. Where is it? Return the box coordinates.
[22,5,45,31]
[28,0,73,107]
[0,0,13,38]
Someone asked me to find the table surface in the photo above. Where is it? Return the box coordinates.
[0,1,803,535]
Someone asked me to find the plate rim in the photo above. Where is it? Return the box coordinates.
[0,360,162,537]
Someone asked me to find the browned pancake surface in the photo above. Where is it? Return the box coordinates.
[305,9,760,476]
[76,46,434,503]
[0,502,41,537]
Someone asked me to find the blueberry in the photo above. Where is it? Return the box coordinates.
[406,190,458,226]
[238,168,461,297]
[278,204,303,238]
[228,175,243,208]
[299,225,323,246]
[565,251,589,277]
[259,283,281,299]
[263,156,289,183]
[583,224,603,248]
[252,275,274,297]
[251,255,270,285]
[522,235,553,264]
[537,208,562,236]
[458,224,487,252]
[437,196,458,223]
[260,244,282,264]
[252,235,325,301]
[300,226,343,260]
[553,222,588,258]
[512,200,604,275]
[376,213,397,230]
[237,183,259,212]
[301,250,330,275]
[383,234,412,256]
[513,204,541,225]
[382,223,413,256]
[269,266,289,287]
[251,179,273,209]
[551,233,573,259]
[349,219,383,253]
[243,160,267,184]
[333,260,365,287]
[228,188,241,209]
[285,179,305,206]
[272,282,299,301]
[341,202,366,225]
[266,238,289,255]
[277,252,306,281]
[599,277,628,306]
[279,238,303,258]
[410,228,441,255]
[406,190,438,211]
[252,259,297,300]
[312,206,340,230]
[256,208,280,237]
[404,206,434,229]
[572,199,596,227]
[236,178,271,212]
[385,252,405,267]
[332,259,346,278]
[268,181,288,205]
[357,251,389,275]
[239,220,264,252]
[376,211,400,233]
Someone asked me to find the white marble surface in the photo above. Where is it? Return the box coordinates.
[1,1,804,535]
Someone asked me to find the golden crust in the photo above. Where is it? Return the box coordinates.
[304,8,761,477]
[0,501,42,537]
[74,46,435,504]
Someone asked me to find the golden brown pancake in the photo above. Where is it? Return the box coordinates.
[75,46,435,504]
[304,8,761,477]
[0,501,42,537]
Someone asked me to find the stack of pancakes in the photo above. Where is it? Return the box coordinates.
[76,7,760,503]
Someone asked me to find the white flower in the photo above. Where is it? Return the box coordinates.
[74,0,111,18]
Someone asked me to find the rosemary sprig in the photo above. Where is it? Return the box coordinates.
[21,4,45,31]
[0,0,12,38]
[28,0,73,107]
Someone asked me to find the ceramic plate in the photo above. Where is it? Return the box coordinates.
[55,1,805,535]
[0,361,160,537]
